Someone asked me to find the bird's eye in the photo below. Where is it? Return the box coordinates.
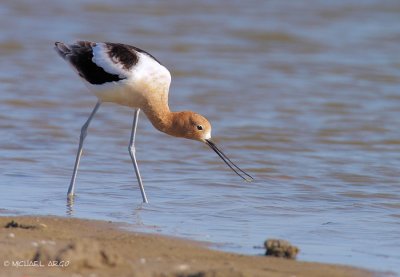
[196,125,203,131]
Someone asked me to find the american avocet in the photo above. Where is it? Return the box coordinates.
[54,41,253,203]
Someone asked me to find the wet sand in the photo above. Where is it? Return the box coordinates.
[0,216,373,277]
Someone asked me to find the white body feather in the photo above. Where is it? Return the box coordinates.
[86,43,171,108]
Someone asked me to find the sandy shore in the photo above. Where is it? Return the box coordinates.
[0,216,373,277]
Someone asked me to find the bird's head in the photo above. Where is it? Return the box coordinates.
[170,111,212,142]
[169,111,253,182]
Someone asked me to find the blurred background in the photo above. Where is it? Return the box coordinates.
[1,0,399,274]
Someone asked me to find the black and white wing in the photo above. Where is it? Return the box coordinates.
[54,41,169,87]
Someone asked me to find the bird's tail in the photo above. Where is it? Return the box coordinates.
[54,41,95,60]
[54,42,72,59]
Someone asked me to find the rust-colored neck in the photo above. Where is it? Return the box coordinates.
[141,100,174,134]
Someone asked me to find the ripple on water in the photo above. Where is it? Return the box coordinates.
[0,40,24,55]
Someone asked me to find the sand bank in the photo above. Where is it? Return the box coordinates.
[0,216,373,277]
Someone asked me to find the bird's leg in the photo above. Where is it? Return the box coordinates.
[67,101,101,198]
[128,109,149,203]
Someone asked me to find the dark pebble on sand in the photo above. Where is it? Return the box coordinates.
[264,239,299,259]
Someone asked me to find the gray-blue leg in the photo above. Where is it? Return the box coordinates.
[128,109,148,203]
[67,101,101,198]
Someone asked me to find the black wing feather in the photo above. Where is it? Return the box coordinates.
[54,41,124,85]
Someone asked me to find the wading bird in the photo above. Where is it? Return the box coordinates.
[54,41,253,203]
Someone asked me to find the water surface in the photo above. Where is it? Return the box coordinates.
[1,0,400,274]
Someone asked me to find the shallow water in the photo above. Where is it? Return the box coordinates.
[1,0,400,274]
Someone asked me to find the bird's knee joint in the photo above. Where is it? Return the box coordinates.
[128,145,136,153]
[79,125,89,140]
